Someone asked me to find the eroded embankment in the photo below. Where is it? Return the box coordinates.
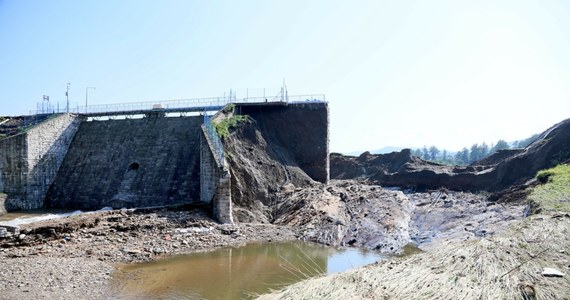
[220,107,526,255]
[271,180,525,254]
[259,213,570,300]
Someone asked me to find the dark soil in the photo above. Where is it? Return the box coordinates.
[330,118,570,192]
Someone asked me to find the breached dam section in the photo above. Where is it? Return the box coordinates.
[0,99,330,223]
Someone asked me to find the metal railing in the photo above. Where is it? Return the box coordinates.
[29,93,326,116]
[238,94,326,103]
[203,113,225,166]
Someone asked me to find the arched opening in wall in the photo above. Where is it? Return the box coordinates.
[109,162,141,207]
[121,162,140,189]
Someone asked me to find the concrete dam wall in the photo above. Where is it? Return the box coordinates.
[46,116,203,210]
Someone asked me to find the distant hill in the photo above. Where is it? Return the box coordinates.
[345,146,405,157]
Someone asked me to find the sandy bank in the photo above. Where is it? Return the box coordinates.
[258,213,570,299]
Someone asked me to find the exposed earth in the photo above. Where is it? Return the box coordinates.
[1,115,569,299]
[0,186,527,299]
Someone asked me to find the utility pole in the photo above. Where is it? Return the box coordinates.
[66,83,71,112]
[42,95,49,114]
[85,86,96,113]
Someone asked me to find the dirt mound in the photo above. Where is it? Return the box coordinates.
[331,149,493,191]
[332,118,570,192]
[272,180,413,253]
[223,120,316,223]
[269,180,524,253]
[330,149,435,179]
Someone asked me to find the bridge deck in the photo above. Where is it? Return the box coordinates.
[82,105,224,117]
[31,94,325,117]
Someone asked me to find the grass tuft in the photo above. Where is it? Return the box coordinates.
[528,164,570,212]
[214,115,251,139]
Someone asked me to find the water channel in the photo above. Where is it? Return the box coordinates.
[111,241,386,299]
[0,209,83,226]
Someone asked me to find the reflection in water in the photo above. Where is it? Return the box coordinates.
[112,242,384,299]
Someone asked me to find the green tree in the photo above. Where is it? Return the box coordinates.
[469,143,480,163]
[412,148,423,158]
[422,146,429,160]
[480,142,489,158]
[516,133,540,148]
[428,146,440,161]
[492,139,510,153]
[459,147,470,165]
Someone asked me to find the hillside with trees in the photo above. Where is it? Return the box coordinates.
[412,134,540,165]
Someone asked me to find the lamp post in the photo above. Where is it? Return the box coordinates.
[66,83,71,112]
[85,87,96,113]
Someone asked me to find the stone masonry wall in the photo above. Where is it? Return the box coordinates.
[24,114,81,209]
[46,116,203,210]
[0,114,80,211]
[237,102,330,183]
[200,125,233,223]
[200,126,222,204]
[213,174,233,224]
[0,133,27,208]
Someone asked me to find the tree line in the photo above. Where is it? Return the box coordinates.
[412,134,540,166]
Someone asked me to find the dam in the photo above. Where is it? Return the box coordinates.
[0,96,329,224]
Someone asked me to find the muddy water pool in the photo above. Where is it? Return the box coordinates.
[111,241,385,299]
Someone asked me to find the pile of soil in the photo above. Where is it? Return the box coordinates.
[330,118,570,192]
[271,180,525,254]
[223,120,316,223]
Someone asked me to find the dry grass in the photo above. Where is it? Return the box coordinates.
[258,214,570,299]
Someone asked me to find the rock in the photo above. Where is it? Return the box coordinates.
[0,225,20,237]
[18,234,26,240]
[125,249,141,255]
[542,267,565,277]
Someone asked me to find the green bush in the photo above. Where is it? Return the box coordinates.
[222,103,236,114]
[214,115,251,139]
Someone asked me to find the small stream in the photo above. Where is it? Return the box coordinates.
[0,209,84,226]
[111,241,385,299]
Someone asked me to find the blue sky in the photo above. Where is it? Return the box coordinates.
[1,0,569,153]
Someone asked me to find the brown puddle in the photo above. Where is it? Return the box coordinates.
[111,241,385,299]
